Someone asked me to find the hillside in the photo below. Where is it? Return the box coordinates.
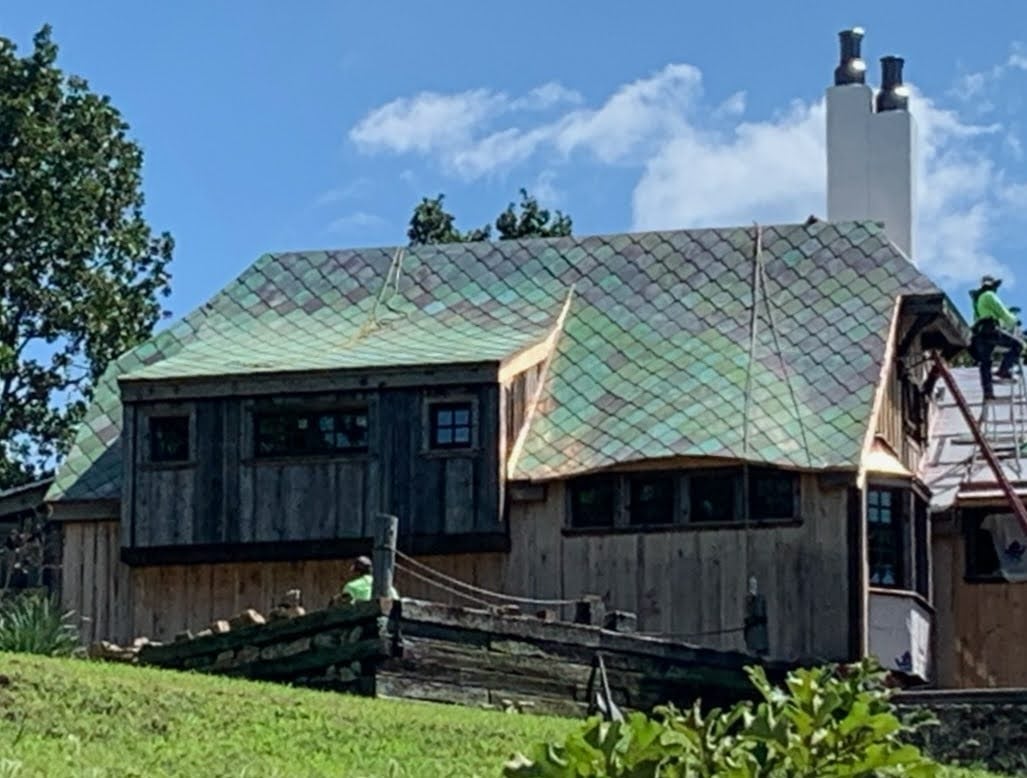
[0,653,1011,777]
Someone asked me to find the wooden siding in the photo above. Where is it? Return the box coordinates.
[875,311,928,473]
[394,474,853,663]
[123,385,502,552]
[63,473,851,662]
[932,518,1027,687]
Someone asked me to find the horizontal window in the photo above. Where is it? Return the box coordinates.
[149,415,190,463]
[255,409,368,458]
[565,466,801,531]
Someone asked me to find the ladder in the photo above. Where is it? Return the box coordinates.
[973,363,1027,479]
[926,351,1027,534]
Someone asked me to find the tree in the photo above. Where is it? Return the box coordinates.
[407,189,572,246]
[0,25,173,489]
[495,188,572,240]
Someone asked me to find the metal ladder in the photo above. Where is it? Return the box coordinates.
[973,359,1027,480]
[926,351,1027,533]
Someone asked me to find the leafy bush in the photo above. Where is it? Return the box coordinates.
[504,658,939,777]
[0,591,79,656]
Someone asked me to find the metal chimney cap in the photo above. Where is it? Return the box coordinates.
[877,55,910,111]
[835,27,867,86]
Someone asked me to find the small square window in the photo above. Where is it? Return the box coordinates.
[430,402,473,450]
[570,476,617,528]
[749,467,797,520]
[689,471,737,523]
[149,415,190,463]
[629,475,675,525]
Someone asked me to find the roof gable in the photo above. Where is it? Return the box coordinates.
[48,220,940,501]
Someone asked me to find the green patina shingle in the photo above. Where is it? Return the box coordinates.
[47,220,941,501]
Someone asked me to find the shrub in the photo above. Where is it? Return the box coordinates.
[0,591,80,656]
[503,658,939,777]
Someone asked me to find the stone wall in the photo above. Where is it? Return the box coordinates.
[135,598,391,694]
[896,689,1027,776]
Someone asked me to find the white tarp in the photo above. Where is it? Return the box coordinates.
[981,513,1027,582]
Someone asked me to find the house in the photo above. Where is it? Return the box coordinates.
[923,367,1027,688]
[0,478,56,592]
[45,29,969,683]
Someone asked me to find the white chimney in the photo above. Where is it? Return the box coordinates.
[826,29,917,259]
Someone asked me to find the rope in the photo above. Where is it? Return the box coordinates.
[758,252,813,468]
[341,247,409,349]
[395,550,579,607]
[638,626,746,639]
[742,225,763,461]
[394,562,495,608]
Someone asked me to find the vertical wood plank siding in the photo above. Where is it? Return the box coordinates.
[125,385,502,549]
[62,473,851,662]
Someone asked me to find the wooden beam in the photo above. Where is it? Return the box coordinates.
[506,287,576,479]
[48,500,121,522]
[119,532,511,566]
[497,339,553,385]
[858,295,903,492]
[119,362,501,403]
[372,514,398,598]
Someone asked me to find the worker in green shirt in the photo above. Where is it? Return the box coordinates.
[970,275,1023,400]
[339,555,398,604]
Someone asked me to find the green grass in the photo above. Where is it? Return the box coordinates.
[0,653,1012,777]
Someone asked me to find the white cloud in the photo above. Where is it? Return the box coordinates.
[349,54,1027,286]
[511,82,583,111]
[349,89,504,155]
[327,211,386,232]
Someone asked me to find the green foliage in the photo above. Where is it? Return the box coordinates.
[495,188,572,240]
[0,592,79,656]
[0,25,173,489]
[504,658,940,778]
[407,189,571,246]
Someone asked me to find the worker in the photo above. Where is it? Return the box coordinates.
[338,555,398,604]
[970,275,1023,400]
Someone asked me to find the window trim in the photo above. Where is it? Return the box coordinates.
[866,485,908,590]
[562,466,805,534]
[139,405,196,467]
[428,401,475,451]
[962,508,1027,584]
[628,473,678,527]
[568,473,619,529]
[422,394,479,456]
[252,405,371,460]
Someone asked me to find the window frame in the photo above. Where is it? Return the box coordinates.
[428,401,474,451]
[144,412,193,466]
[568,474,619,529]
[866,486,908,590]
[563,465,802,534]
[747,466,801,521]
[253,406,370,459]
[628,473,677,527]
[963,509,1025,583]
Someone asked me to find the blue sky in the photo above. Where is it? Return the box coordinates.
[3,1,1027,323]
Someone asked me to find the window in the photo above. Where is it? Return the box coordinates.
[901,369,927,444]
[629,474,675,525]
[867,488,906,588]
[913,497,930,598]
[965,511,1027,581]
[749,467,798,520]
[149,416,190,463]
[690,471,737,524]
[255,408,368,457]
[569,476,617,528]
[430,402,473,450]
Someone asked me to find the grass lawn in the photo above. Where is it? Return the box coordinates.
[0,652,1012,777]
